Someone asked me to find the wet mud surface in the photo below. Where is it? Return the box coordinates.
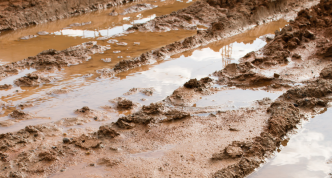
[1,0,332,177]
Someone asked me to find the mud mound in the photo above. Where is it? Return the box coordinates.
[212,79,332,178]
[142,102,165,114]
[320,64,332,79]
[113,52,151,72]
[9,109,33,120]
[109,97,136,110]
[250,0,332,68]
[162,109,190,122]
[73,135,102,149]
[117,99,134,110]
[97,125,120,138]
[213,62,290,87]
[0,84,12,90]
[183,77,213,91]
[0,42,108,80]
[111,0,304,74]
[0,0,134,32]
[115,102,191,128]
[14,73,54,86]
[76,106,91,113]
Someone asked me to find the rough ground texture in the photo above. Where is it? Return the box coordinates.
[106,0,315,75]
[0,0,135,32]
[0,41,108,83]
[2,0,332,178]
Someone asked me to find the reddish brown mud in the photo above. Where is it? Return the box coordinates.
[0,0,135,32]
[110,0,317,75]
[1,0,332,177]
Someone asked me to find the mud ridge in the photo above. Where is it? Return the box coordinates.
[1,0,332,177]
[101,0,317,77]
[0,0,138,32]
[0,41,109,85]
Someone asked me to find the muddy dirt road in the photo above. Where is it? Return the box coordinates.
[1,0,332,177]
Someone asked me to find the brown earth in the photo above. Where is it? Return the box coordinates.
[1,0,332,177]
[107,0,316,75]
[0,41,109,85]
[0,0,135,32]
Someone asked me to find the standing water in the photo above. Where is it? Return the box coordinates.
[249,109,332,178]
[0,19,288,133]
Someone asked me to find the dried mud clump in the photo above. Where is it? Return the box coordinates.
[115,103,164,128]
[0,42,108,80]
[116,112,155,129]
[267,101,302,137]
[162,109,190,122]
[214,157,261,178]
[97,125,120,138]
[73,135,102,150]
[214,62,284,87]
[76,106,91,113]
[0,0,134,32]
[117,99,134,110]
[38,151,58,161]
[14,73,54,86]
[320,64,332,79]
[116,102,191,128]
[113,0,299,74]
[184,77,213,91]
[142,102,165,115]
[9,110,33,120]
[253,0,332,68]
[0,84,12,90]
[212,145,243,160]
[113,52,151,72]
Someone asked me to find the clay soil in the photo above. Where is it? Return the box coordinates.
[1,0,332,177]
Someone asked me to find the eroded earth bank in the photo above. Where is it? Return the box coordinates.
[1,0,332,177]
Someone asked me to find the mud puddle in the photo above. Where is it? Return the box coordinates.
[0,19,289,133]
[0,0,196,64]
[195,89,281,109]
[249,108,332,178]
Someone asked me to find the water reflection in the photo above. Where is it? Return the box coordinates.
[249,109,332,178]
[0,0,195,64]
[52,14,156,38]
[195,89,281,109]
[0,20,288,133]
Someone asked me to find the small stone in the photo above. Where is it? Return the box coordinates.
[89,163,95,166]
[274,73,280,78]
[63,137,70,143]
